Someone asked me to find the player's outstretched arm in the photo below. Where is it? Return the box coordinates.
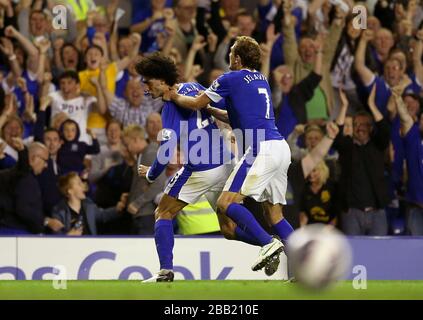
[169,91,212,111]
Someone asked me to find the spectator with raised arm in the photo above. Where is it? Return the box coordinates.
[334,85,391,235]
[284,121,340,229]
[282,0,346,119]
[57,119,100,175]
[171,0,200,61]
[272,32,322,138]
[88,119,123,184]
[130,0,173,53]
[330,14,364,116]
[43,70,99,144]
[354,29,420,116]
[392,91,423,235]
[2,25,40,97]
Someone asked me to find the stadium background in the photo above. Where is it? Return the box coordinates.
[0,0,422,297]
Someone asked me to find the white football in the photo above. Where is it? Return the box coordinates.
[287,224,353,290]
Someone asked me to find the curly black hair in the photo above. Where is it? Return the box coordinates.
[135,52,179,86]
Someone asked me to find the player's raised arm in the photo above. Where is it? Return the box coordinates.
[168,90,211,111]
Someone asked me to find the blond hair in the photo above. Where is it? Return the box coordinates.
[314,161,330,185]
[122,124,146,140]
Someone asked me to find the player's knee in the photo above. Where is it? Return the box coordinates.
[154,208,173,221]
[216,196,232,216]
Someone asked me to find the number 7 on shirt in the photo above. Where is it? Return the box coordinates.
[258,88,270,119]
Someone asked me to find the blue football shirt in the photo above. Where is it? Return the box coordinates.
[147,82,230,181]
[205,69,283,155]
[403,124,423,205]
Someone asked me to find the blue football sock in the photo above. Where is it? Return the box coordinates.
[154,219,174,270]
[235,226,261,246]
[272,218,294,241]
[226,203,272,246]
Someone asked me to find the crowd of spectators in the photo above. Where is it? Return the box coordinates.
[0,0,422,237]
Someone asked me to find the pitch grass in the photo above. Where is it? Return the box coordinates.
[0,281,423,300]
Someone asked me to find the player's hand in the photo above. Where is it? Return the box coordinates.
[138,164,150,177]
[163,86,177,101]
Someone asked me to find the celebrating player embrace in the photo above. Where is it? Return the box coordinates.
[167,36,294,276]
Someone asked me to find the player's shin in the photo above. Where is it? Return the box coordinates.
[226,203,272,246]
[271,218,294,242]
[154,219,174,270]
[234,226,261,246]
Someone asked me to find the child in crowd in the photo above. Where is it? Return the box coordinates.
[57,119,100,174]
[52,172,127,235]
[46,70,99,144]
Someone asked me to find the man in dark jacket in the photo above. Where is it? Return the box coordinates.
[334,86,391,235]
[33,97,64,216]
[0,141,62,234]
